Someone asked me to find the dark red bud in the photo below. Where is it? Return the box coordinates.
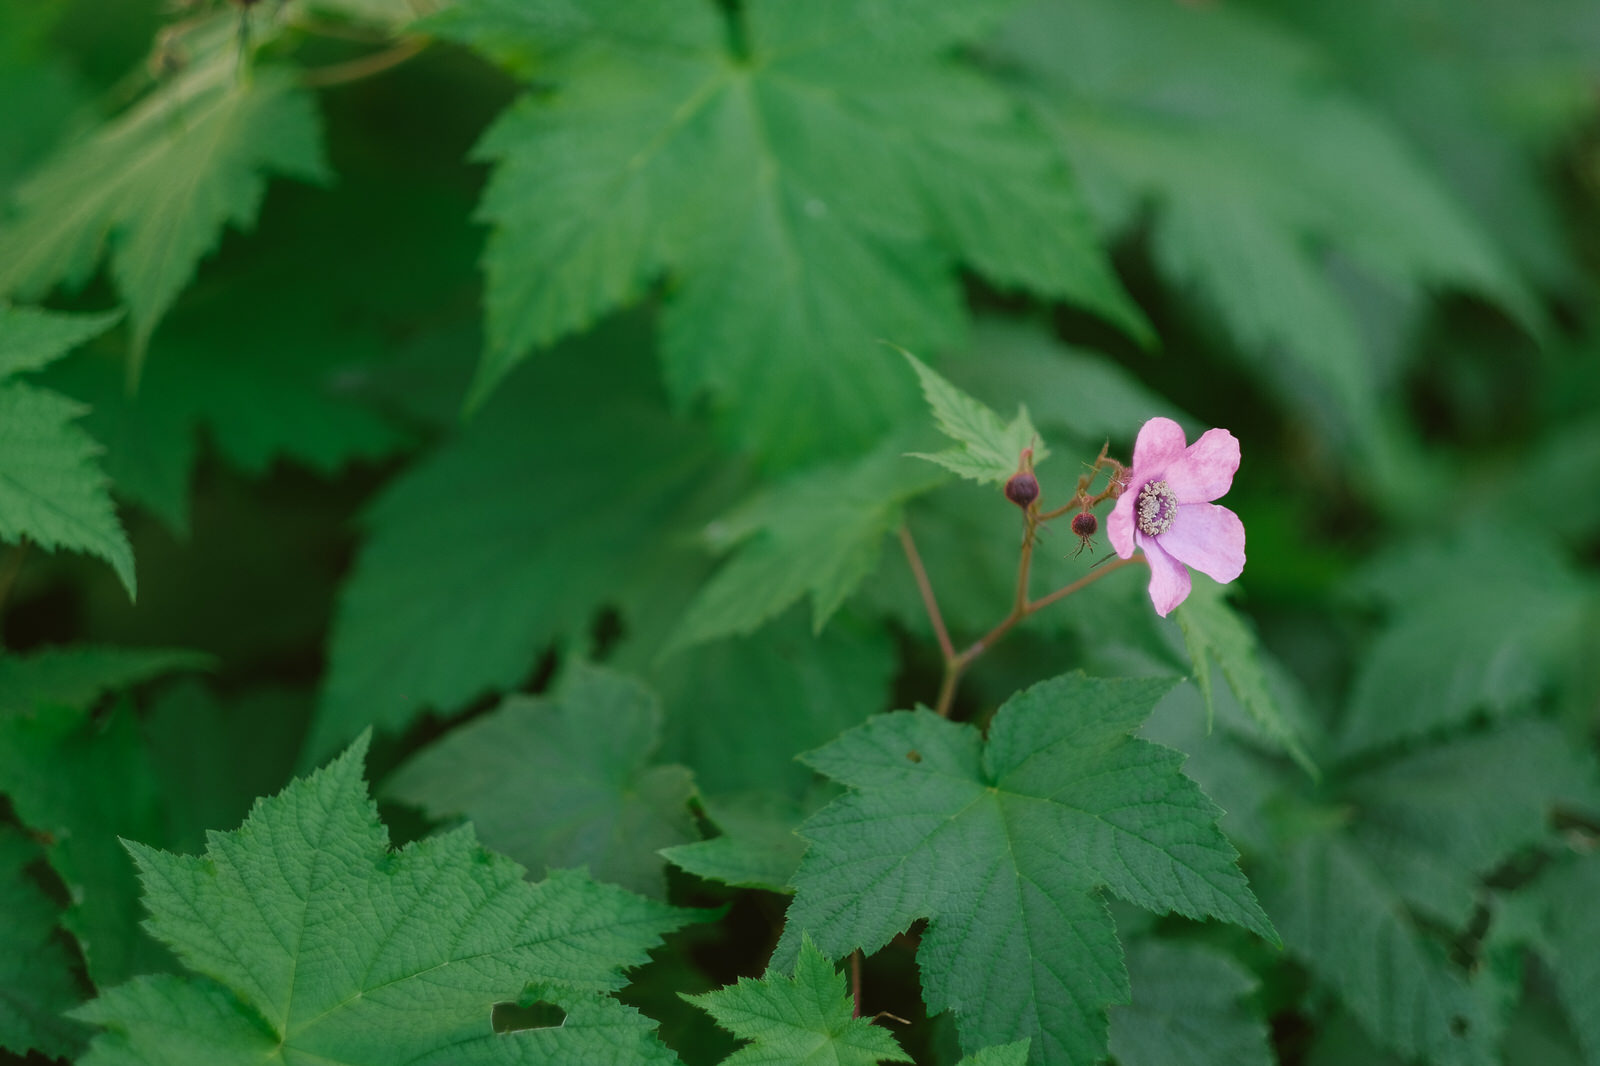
[1071,512,1097,537]
[1004,472,1040,509]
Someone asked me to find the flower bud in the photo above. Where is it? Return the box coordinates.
[1004,472,1040,510]
[1071,512,1097,538]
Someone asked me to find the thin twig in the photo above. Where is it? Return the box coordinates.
[899,524,954,661]
[933,553,1145,718]
[1028,555,1142,613]
[298,36,428,88]
[851,950,863,1018]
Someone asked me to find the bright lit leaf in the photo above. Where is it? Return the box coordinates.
[685,933,911,1066]
[71,735,691,1066]
[902,350,1046,485]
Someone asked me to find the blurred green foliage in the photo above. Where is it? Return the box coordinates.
[2,1,1599,1064]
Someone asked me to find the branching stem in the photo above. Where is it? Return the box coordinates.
[900,446,1142,718]
[932,553,1143,718]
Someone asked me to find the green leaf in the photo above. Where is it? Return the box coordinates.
[943,318,1188,452]
[647,609,896,799]
[0,308,135,595]
[0,305,122,379]
[1108,941,1273,1066]
[1265,829,1494,1066]
[670,439,948,651]
[45,299,409,536]
[1337,720,1600,930]
[1254,719,1596,1066]
[684,933,911,1066]
[0,702,173,986]
[1174,575,1315,775]
[660,790,822,894]
[996,0,1534,445]
[1339,531,1592,756]
[0,644,208,717]
[902,349,1045,484]
[312,321,732,759]
[779,672,1275,1066]
[0,61,328,359]
[1523,855,1600,1066]
[956,1043,1032,1066]
[454,0,1142,465]
[385,664,697,899]
[72,735,690,1066]
[0,824,87,1059]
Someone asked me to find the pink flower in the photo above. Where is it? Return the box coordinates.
[1108,417,1245,617]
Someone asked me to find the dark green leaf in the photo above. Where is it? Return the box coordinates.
[1108,940,1272,1066]
[385,664,697,898]
[780,672,1274,1066]
[0,824,87,1059]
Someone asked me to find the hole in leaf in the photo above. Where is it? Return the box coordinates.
[493,1000,567,1033]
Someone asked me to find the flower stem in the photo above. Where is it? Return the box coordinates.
[850,949,863,1018]
[932,552,1144,719]
[898,524,954,661]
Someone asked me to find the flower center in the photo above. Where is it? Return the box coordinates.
[1135,479,1178,536]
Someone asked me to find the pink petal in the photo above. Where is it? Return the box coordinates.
[1159,502,1246,584]
[1138,533,1192,617]
[1131,417,1188,476]
[1108,491,1137,557]
[1164,428,1240,504]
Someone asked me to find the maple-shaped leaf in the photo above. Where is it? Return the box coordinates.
[0,824,87,1059]
[71,734,691,1066]
[1,647,207,989]
[778,672,1276,1066]
[385,664,697,899]
[685,933,911,1066]
[1108,940,1273,1066]
[0,52,328,360]
[1257,718,1600,1065]
[902,350,1046,484]
[312,321,733,758]
[0,701,176,987]
[1174,575,1315,774]
[995,0,1533,449]
[1339,530,1592,756]
[0,307,135,596]
[439,0,1145,466]
[670,439,948,651]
